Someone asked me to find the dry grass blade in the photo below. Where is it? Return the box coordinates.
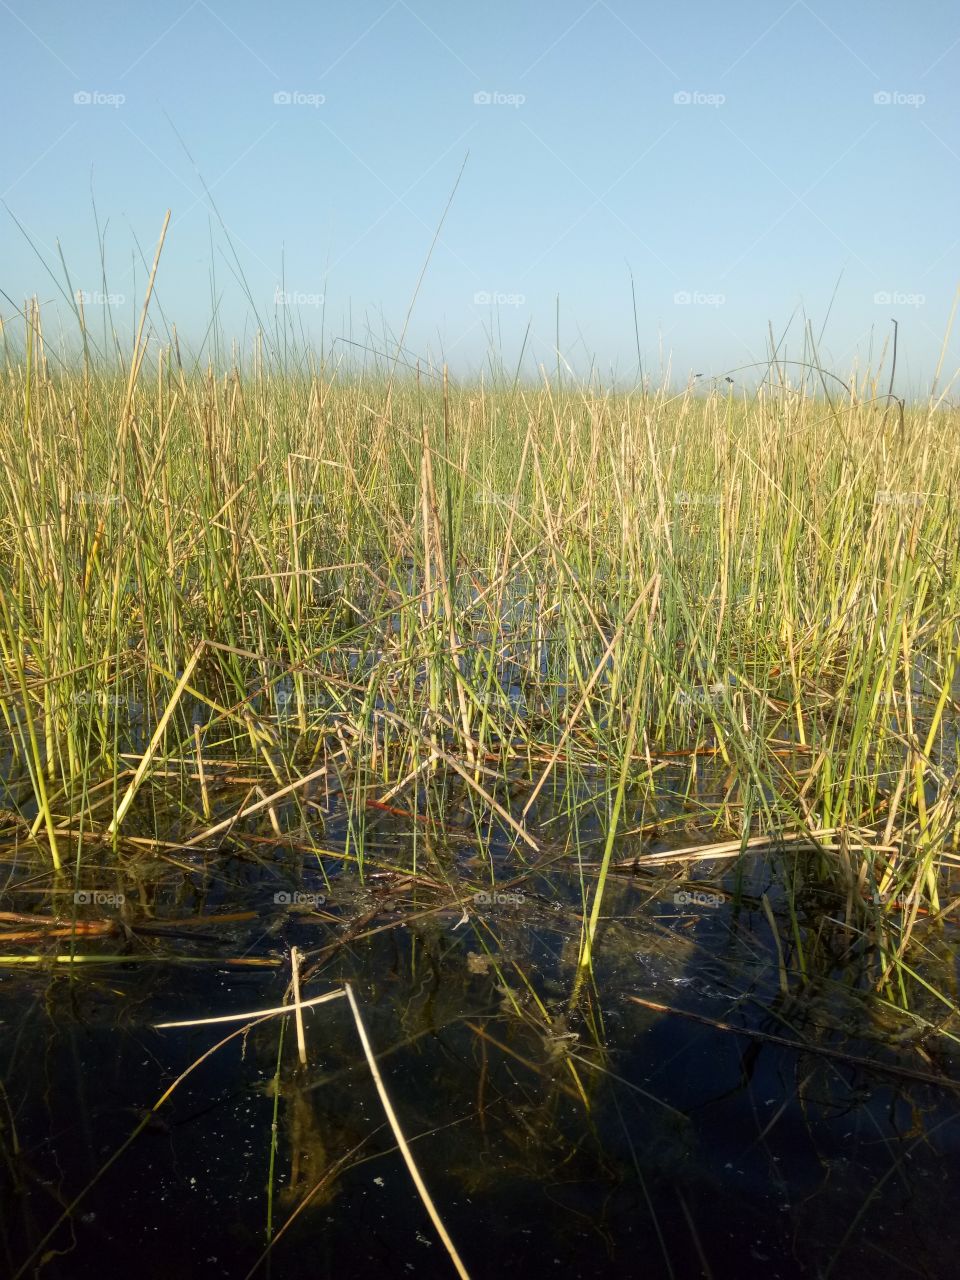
[108,643,204,834]
[290,945,308,1066]
[154,989,345,1029]
[343,982,472,1280]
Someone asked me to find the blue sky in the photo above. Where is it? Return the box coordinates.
[2,0,958,392]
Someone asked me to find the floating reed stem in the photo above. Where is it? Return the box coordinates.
[343,981,472,1280]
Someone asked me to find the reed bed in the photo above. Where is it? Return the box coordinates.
[1,303,959,1003]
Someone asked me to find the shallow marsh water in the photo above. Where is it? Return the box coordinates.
[3,771,960,1280]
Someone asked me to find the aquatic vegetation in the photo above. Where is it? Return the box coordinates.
[2,291,960,1277]
[1,301,958,989]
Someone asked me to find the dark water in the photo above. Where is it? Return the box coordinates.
[2,755,960,1279]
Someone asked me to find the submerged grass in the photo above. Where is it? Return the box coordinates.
[1,300,960,1008]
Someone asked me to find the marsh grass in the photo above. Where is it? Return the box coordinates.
[1,299,959,1006]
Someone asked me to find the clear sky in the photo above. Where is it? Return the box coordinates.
[2,1,958,392]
